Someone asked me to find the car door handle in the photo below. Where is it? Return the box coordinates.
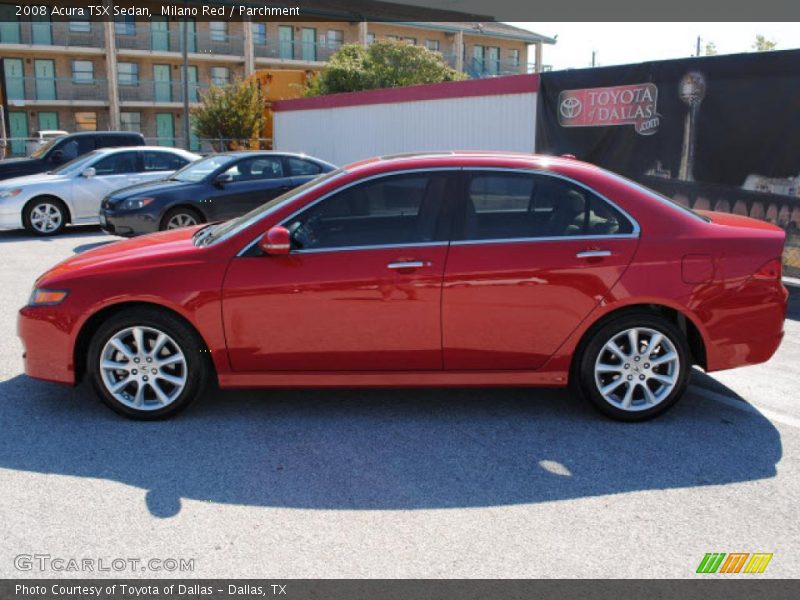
[576,250,612,258]
[387,261,426,270]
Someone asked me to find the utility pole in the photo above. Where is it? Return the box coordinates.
[696,35,701,57]
[591,50,596,67]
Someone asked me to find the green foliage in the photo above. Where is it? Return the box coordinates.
[306,40,466,96]
[752,35,777,52]
[190,79,267,149]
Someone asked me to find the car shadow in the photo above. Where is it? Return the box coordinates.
[0,225,104,244]
[0,371,781,518]
[73,240,117,254]
[786,283,800,322]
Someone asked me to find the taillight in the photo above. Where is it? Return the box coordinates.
[753,258,782,281]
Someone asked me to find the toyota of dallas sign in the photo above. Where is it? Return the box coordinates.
[558,82,660,135]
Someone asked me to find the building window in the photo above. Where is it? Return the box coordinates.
[367,33,375,45]
[120,112,141,132]
[425,39,440,52]
[114,15,135,36]
[402,37,417,45]
[210,67,229,86]
[510,49,520,67]
[117,62,139,85]
[326,29,344,50]
[386,35,399,42]
[68,18,91,33]
[209,21,227,42]
[252,22,267,45]
[71,60,94,84]
[278,25,293,59]
[74,111,97,131]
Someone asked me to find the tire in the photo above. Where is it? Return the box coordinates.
[23,197,68,236]
[87,307,211,420]
[161,207,203,231]
[576,312,691,421]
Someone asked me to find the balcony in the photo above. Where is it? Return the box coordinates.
[115,23,244,57]
[0,21,104,50]
[118,80,209,104]
[3,77,108,105]
[441,54,530,78]
[253,40,336,63]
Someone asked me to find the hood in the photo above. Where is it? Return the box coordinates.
[0,172,69,188]
[39,225,205,284]
[106,178,194,203]
[0,157,41,176]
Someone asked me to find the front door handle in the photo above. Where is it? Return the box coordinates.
[576,250,612,259]
[387,261,426,270]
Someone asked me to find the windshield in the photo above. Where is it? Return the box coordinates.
[171,154,236,183]
[30,136,63,159]
[49,151,103,176]
[49,151,101,176]
[199,169,345,247]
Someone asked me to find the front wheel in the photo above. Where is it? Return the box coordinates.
[577,313,691,421]
[161,207,203,231]
[23,198,67,236]
[87,308,211,420]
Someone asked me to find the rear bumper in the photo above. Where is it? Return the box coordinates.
[17,305,76,385]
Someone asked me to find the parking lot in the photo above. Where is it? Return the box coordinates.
[0,226,799,578]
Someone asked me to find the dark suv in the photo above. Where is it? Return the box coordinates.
[0,131,145,181]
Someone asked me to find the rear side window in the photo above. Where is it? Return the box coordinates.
[284,173,453,250]
[97,135,142,149]
[459,172,634,240]
[143,151,189,172]
[287,157,322,176]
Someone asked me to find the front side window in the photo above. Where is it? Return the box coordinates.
[92,151,139,176]
[284,173,452,251]
[459,172,634,241]
[72,60,94,84]
[117,62,139,85]
[223,157,284,181]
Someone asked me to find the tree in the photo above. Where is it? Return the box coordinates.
[704,41,718,56]
[191,79,267,150]
[752,35,777,52]
[306,40,466,96]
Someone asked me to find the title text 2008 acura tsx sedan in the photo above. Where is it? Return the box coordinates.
[18,152,788,421]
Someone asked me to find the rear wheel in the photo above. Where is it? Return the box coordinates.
[87,308,210,420]
[161,207,203,231]
[23,197,67,236]
[577,313,690,421]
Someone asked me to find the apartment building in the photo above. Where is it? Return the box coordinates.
[0,15,554,154]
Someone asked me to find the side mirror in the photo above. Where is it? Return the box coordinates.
[214,172,234,186]
[258,226,291,256]
[49,150,63,163]
[81,167,96,179]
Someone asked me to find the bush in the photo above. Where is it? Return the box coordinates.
[191,79,267,150]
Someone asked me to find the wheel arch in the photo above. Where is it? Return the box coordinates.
[24,194,73,224]
[160,204,206,230]
[570,303,708,381]
[73,300,216,384]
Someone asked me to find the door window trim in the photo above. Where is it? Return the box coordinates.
[451,167,641,246]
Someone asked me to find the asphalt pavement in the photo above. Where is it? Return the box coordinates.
[0,226,798,578]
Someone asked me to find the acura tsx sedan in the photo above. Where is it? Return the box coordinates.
[18,152,787,420]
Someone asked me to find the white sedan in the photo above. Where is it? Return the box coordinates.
[0,147,200,235]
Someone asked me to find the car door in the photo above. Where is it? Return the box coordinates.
[70,151,141,219]
[442,170,640,370]
[221,170,459,371]
[206,156,294,221]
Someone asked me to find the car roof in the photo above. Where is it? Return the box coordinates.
[92,146,197,155]
[67,131,144,137]
[217,151,328,162]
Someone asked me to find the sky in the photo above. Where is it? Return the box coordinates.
[514,22,800,71]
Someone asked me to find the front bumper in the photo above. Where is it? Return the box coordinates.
[17,305,76,385]
[0,206,24,230]
[99,207,160,237]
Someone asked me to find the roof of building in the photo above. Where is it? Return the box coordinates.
[417,22,556,44]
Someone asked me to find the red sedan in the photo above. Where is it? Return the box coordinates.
[18,153,788,420]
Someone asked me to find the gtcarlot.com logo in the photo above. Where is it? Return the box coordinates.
[696,552,773,574]
[14,554,194,573]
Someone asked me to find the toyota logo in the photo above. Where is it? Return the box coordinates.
[560,96,582,119]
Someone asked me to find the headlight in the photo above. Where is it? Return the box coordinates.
[0,188,22,199]
[121,197,155,210]
[28,288,69,306]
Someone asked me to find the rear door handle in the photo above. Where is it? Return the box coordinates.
[576,250,612,258]
[387,261,426,269]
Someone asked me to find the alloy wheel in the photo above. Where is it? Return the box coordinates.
[29,203,63,234]
[593,327,680,412]
[166,213,198,229]
[99,326,188,411]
